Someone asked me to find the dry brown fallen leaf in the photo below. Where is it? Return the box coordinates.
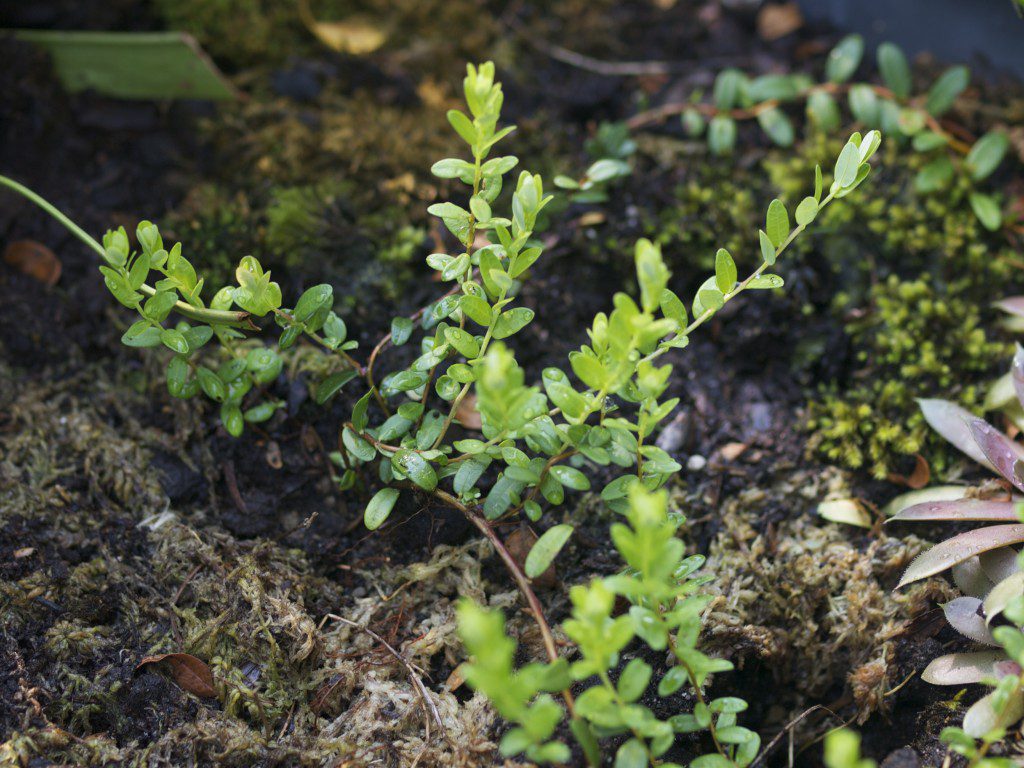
[888,454,931,489]
[757,2,803,41]
[135,653,217,698]
[445,662,466,692]
[312,20,386,55]
[718,441,748,461]
[505,526,557,589]
[576,211,606,227]
[298,0,386,55]
[3,239,62,286]
[455,392,483,430]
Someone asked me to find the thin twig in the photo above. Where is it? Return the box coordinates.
[429,488,577,718]
[324,613,446,742]
[518,35,682,77]
[171,564,202,606]
[222,460,250,515]
[626,81,977,155]
[750,704,846,768]
[506,15,729,76]
[628,82,886,129]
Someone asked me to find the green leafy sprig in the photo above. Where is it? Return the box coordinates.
[461,485,759,767]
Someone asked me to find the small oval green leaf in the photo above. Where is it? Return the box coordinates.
[365,488,400,531]
[525,524,574,578]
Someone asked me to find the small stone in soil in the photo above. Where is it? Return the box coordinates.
[272,64,323,101]
[746,402,773,433]
[881,747,920,768]
[656,412,691,453]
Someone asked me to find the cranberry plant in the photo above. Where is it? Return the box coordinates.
[0,61,881,767]
[461,485,755,766]
[888,347,1024,741]
[631,36,1009,231]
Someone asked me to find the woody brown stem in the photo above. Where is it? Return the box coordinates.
[430,487,577,717]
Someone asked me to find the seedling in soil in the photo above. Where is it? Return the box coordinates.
[462,484,758,766]
[630,36,1010,231]
[0,60,881,766]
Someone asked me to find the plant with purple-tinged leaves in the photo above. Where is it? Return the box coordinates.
[983,300,1024,431]
[889,346,1024,737]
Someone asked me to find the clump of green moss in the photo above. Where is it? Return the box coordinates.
[161,185,262,290]
[765,132,1019,287]
[264,181,428,307]
[807,275,1009,479]
[759,133,1021,480]
[154,0,322,68]
[648,161,759,272]
[160,180,427,311]
[203,87,458,194]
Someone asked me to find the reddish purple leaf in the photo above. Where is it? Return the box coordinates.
[1013,344,1024,410]
[996,297,1024,318]
[890,499,1019,523]
[898,524,1024,588]
[967,419,1024,491]
[917,399,994,472]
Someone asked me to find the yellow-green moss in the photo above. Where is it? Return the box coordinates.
[807,276,1010,479]
[161,185,261,289]
[264,181,428,306]
[160,180,428,310]
[765,132,1019,284]
[154,0,302,68]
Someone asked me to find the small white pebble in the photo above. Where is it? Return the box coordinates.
[686,454,707,472]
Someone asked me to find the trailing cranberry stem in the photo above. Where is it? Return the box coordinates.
[430,487,577,718]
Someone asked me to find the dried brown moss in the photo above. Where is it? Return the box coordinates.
[692,467,948,727]
[0,355,527,767]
